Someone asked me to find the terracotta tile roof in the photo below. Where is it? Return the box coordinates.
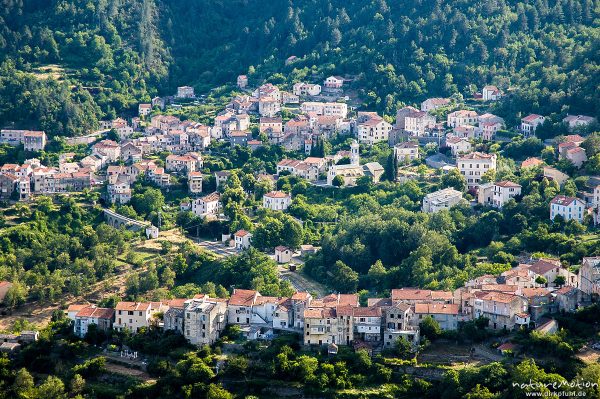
[291,292,310,301]
[391,288,453,302]
[414,303,459,315]
[264,190,289,198]
[554,286,577,295]
[229,289,258,306]
[304,307,336,318]
[367,298,392,307]
[495,180,521,188]
[522,114,543,123]
[76,306,114,319]
[352,306,382,317]
[201,192,221,202]
[115,302,151,311]
[67,304,89,313]
[520,288,550,298]
[234,229,251,238]
[526,259,561,276]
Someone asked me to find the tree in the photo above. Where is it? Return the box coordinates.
[161,266,176,288]
[420,316,442,340]
[553,276,565,287]
[535,276,547,286]
[385,152,398,181]
[70,374,85,396]
[206,384,233,399]
[37,375,66,399]
[395,337,414,359]
[331,260,358,292]
[441,168,466,191]
[13,368,35,399]
[332,175,344,187]
[131,188,165,216]
[4,282,27,309]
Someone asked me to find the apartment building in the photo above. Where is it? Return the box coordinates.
[472,292,528,330]
[356,112,392,146]
[446,136,472,156]
[549,195,586,222]
[394,142,419,164]
[352,307,383,343]
[422,188,464,213]
[263,191,292,211]
[447,110,478,128]
[404,110,436,136]
[184,297,227,346]
[413,303,459,330]
[188,171,203,194]
[74,306,115,338]
[113,302,163,333]
[300,102,348,118]
[457,152,497,189]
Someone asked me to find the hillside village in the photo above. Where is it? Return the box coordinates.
[0,73,599,359]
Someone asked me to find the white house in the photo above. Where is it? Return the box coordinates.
[263,191,292,211]
[447,110,478,128]
[293,82,321,96]
[192,192,221,218]
[446,136,472,156]
[422,188,464,213]
[563,115,595,130]
[275,246,293,264]
[177,86,195,98]
[300,102,348,118]
[482,85,502,101]
[74,306,114,338]
[138,103,151,117]
[394,142,419,164]
[421,98,450,112]
[521,114,545,137]
[234,230,252,250]
[356,112,392,145]
[323,76,344,90]
[457,152,497,189]
[113,302,163,333]
[549,195,586,222]
[492,181,522,208]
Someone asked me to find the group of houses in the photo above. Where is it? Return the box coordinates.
[64,255,599,352]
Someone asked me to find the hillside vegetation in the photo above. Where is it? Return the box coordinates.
[0,0,598,136]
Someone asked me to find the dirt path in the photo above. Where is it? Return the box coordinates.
[104,362,155,383]
[278,263,327,297]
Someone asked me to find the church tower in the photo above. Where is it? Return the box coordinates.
[350,140,359,166]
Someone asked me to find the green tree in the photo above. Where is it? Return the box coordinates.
[441,169,466,191]
[420,315,442,340]
[332,175,345,187]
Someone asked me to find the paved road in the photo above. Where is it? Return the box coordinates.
[194,238,240,258]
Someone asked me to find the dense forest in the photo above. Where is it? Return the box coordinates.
[0,0,598,136]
